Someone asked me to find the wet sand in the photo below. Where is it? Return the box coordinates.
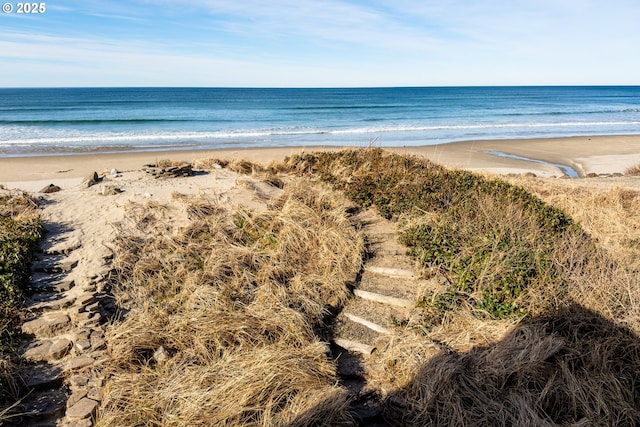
[2,135,640,191]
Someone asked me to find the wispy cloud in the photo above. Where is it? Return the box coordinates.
[1,0,639,87]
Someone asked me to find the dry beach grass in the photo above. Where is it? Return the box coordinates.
[1,145,640,425]
[99,179,364,426]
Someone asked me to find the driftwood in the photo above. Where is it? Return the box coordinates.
[333,338,375,355]
[143,162,193,178]
[353,289,414,308]
[343,313,392,335]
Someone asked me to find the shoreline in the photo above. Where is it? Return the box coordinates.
[2,135,640,191]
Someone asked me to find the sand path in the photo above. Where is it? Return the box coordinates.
[10,165,262,426]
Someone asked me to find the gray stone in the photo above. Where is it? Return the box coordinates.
[48,338,72,359]
[91,338,106,351]
[66,398,98,420]
[23,363,65,389]
[22,312,71,338]
[69,374,90,388]
[28,294,77,312]
[67,355,94,371]
[78,313,101,328]
[62,417,92,427]
[23,338,70,362]
[67,389,88,409]
[81,171,99,188]
[75,339,91,352]
[23,340,53,362]
[74,328,91,340]
[87,387,103,402]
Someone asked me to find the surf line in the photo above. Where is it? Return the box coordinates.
[485,150,580,178]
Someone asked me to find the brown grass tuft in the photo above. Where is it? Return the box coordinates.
[386,305,640,426]
[99,180,364,426]
[625,163,640,176]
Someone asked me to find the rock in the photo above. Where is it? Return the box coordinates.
[523,172,537,178]
[77,292,96,306]
[69,374,90,388]
[23,363,65,390]
[22,340,53,361]
[143,162,193,178]
[90,330,106,350]
[62,418,93,427]
[81,171,99,188]
[39,184,62,193]
[67,389,88,409]
[87,387,103,402]
[67,355,95,371]
[66,398,98,420]
[28,294,77,312]
[48,338,72,359]
[612,172,624,177]
[586,172,598,178]
[22,312,71,338]
[90,337,106,351]
[110,168,119,176]
[75,339,92,352]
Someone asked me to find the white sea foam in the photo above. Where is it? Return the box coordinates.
[2,121,640,147]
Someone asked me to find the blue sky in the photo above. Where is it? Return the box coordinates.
[1,0,639,87]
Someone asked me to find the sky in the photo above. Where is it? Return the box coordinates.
[1,0,639,87]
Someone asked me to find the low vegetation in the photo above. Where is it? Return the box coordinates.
[4,149,638,425]
[624,162,640,176]
[285,149,587,321]
[283,148,640,425]
[0,193,42,407]
[100,180,364,426]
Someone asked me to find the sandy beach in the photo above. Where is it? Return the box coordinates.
[2,135,640,192]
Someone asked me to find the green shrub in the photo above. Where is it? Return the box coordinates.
[285,149,587,320]
[0,194,42,403]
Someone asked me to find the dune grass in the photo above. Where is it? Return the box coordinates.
[284,148,585,321]
[0,193,42,410]
[625,162,640,176]
[99,180,364,426]
[283,148,640,425]
[99,149,640,426]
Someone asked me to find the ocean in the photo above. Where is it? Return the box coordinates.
[1,86,639,157]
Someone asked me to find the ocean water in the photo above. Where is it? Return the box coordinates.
[1,86,639,156]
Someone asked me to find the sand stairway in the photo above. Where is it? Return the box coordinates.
[11,220,116,427]
[330,208,432,426]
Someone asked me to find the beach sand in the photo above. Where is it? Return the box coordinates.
[2,135,640,191]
